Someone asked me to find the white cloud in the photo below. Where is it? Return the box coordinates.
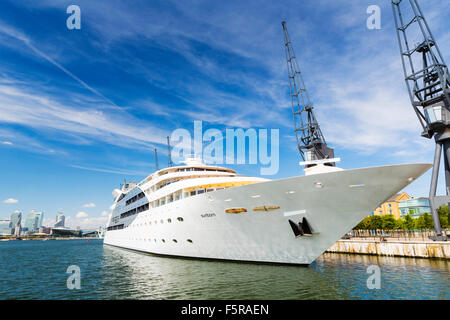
[75,211,88,218]
[101,210,109,216]
[3,198,18,204]
[82,203,96,208]
[1,141,12,145]
[66,216,108,229]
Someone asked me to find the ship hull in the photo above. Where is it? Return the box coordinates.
[104,163,431,265]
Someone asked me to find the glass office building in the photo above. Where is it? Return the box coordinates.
[398,198,431,219]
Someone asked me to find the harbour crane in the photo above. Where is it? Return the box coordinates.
[281,21,337,168]
[391,0,450,240]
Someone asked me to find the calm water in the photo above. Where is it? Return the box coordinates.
[0,239,448,300]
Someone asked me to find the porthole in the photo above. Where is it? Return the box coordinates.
[162,239,165,243]
[173,239,178,243]
[177,217,184,222]
[168,219,172,223]
[160,219,164,224]
[187,239,193,243]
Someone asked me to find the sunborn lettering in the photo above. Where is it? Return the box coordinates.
[201,213,216,218]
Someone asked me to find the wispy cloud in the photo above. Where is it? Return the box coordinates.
[0,22,119,108]
[75,211,88,218]
[70,165,148,176]
[3,198,18,204]
[82,203,96,208]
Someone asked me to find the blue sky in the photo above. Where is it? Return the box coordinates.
[0,0,449,228]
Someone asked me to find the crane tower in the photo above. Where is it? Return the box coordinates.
[282,21,337,168]
[392,0,450,239]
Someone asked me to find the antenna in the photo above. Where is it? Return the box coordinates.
[167,136,174,167]
[392,0,450,240]
[281,21,336,167]
[154,148,159,171]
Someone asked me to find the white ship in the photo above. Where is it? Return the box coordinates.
[103,157,431,265]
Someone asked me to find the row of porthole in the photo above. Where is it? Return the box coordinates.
[127,238,193,244]
[129,217,184,228]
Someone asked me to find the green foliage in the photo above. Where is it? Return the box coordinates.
[354,217,371,230]
[414,212,434,230]
[354,210,443,231]
[402,214,415,230]
[381,215,396,230]
[437,205,449,228]
[368,215,383,229]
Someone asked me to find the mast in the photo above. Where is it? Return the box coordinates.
[154,148,159,171]
[167,136,174,167]
[281,21,335,167]
[392,0,450,240]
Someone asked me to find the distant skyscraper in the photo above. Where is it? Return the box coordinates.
[10,211,22,228]
[24,211,44,232]
[35,211,44,229]
[0,219,12,235]
[24,211,36,231]
[54,213,65,228]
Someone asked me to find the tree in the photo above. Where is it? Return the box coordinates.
[394,218,404,230]
[415,212,434,230]
[381,215,396,230]
[368,215,383,230]
[402,214,415,230]
[437,205,449,228]
[354,217,371,230]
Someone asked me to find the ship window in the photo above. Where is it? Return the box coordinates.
[206,188,214,192]
[160,220,163,224]
[190,191,196,196]
[187,239,193,243]
[197,189,205,194]
[184,192,189,198]
[177,217,184,222]
[173,239,177,243]
[168,219,172,223]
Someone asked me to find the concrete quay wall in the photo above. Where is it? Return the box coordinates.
[327,239,449,259]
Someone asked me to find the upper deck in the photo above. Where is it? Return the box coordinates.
[107,159,269,229]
